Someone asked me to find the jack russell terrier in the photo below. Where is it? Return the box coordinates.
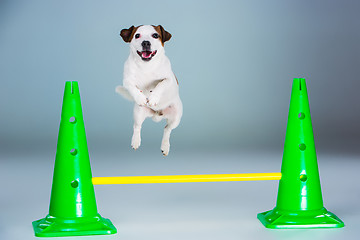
[116,25,183,156]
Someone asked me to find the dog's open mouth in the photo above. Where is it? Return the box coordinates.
[137,50,157,61]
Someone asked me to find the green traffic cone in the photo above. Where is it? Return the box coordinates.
[33,82,117,237]
[257,78,344,229]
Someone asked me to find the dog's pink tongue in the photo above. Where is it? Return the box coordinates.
[142,51,151,58]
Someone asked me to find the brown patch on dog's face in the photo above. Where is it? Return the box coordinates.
[153,25,172,46]
[120,25,140,43]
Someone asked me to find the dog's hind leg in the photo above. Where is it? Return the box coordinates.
[161,104,182,156]
[161,117,181,156]
[132,105,153,150]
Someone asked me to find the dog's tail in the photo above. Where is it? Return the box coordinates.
[115,85,134,101]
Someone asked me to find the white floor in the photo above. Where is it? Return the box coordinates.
[1,149,359,240]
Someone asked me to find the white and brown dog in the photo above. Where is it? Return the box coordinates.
[116,25,182,156]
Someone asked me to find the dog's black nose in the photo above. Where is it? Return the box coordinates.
[142,41,151,50]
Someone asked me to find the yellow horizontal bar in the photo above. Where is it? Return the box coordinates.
[92,173,282,185]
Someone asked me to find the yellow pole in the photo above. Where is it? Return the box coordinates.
[92,173,282,185]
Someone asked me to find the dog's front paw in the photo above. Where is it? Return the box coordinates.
[161,140,170,156]
[134,94,148,107]
[147,93,160,108]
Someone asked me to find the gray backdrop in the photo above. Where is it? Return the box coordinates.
[1,0,359,155]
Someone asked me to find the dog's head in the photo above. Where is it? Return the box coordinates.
[120,25,172,62]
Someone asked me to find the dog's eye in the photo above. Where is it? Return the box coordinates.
[135,33,140,39]
[152,33,159,39]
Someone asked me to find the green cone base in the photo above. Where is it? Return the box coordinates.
[32,214,117,237]
[257,207,344,229]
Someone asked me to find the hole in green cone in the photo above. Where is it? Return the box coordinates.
[298,112,305,119]
[300,174,308,182]
[71,180,79,188]
[69,116,77,123]
[299,143,306,151]
[70,148,77,156]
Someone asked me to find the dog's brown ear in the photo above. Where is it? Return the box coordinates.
[154,25,172,44]
[120,25,136,43]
